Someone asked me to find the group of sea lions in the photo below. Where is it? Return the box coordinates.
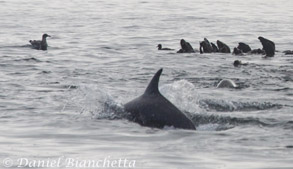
[232,37,275,56]
[199,38,231,53]
[158,36,293,57]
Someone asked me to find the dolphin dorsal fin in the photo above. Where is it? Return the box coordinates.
[144,68,163,95]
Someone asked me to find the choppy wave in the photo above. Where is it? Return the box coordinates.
[1,0,293,168]
[14,57,42,62]
[63,84,126,120]
[64,81,289,131]
[199,99,282,112]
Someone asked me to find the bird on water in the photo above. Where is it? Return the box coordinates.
[29,34,51,50]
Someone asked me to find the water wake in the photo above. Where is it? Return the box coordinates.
[199,99,282,112]
[64,81,288,131]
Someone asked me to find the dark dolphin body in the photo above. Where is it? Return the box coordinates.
[177,39,195,53]
[29,34,51,50]
[258,36,275,57]
[124,69,196,130]
[216,40,231,53]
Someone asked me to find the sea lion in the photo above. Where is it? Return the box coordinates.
[177,39,195,53]
[233,47,243,56]
[216,79,238,88]
[211,42,219,52]
[216,40,231,53]
[233,60,248,67]
[249,48,265,55]
[283,50,293,55]
[258,36,275,57]
[199,38,213,53]
[237,42,252,53]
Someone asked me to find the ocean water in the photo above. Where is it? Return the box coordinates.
[0,0,293,168]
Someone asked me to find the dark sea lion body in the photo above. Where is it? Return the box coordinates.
[177,39,195,53]
[216,79,238,88]
[249,48,265,55]
[216,40,231,53]
[211,42,219,52]
[199,38,213,53]
[233,47,243,55]
[258,36,275,57]
[283,50,293,55]
[233,60,248,67]
[237,42,252,53]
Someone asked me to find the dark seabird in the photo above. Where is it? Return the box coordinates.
[157,44,174,50]
[258,36,275,57]
[29,34,51,50]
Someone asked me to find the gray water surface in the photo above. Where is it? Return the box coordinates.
[0,0,293,168]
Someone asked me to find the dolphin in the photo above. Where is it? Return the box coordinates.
[124,69,196,130]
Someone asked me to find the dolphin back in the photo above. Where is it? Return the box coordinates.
[124,68,196,130]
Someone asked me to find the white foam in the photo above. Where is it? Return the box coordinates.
[159,79,203,114]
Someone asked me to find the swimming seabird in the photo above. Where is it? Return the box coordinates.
[29,34,51,50]
[157,44,174,50]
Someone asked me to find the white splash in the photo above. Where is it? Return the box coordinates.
[159,79,203,114]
